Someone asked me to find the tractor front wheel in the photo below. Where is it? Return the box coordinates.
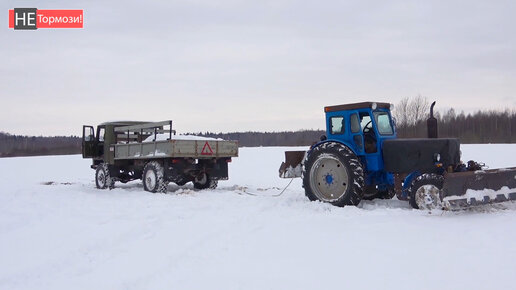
[302,142,364,207]
[408,173,444,210]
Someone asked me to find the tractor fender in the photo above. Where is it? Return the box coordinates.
[307,139,358,158]
[401,171,421,199]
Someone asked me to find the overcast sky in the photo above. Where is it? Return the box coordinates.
[2,0,515,136]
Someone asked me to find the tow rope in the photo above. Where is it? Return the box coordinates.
[239,178,295,197]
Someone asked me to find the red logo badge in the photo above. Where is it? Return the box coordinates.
[9,8,84,29]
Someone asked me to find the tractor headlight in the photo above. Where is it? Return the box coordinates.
[371,102,377,110]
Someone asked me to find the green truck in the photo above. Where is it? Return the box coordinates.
[82,121,238,193]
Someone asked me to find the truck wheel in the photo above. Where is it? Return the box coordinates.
[302,142,364,207]
[96,163,114,189]
[176,180,188,186]
[193,173,218,190]
[408,173,444,210]
[143,161,167,193]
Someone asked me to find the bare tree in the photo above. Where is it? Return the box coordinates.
[409,94,430,125]
[393,95,430,127]
[394,97,410,128]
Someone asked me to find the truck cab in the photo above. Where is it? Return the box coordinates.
[82,121,149,166]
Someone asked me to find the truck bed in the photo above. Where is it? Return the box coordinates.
[114,137,239,160]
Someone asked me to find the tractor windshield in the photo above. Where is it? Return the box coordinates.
[374,112,394,135]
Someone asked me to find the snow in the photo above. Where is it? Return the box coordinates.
[0,144,516,290]
[280,164,303,178]
[143,133,222,142]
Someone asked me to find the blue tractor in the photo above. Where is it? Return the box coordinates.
[279,102,516,210]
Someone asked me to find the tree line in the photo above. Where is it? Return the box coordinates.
[1,97,514,157]
[0,133,81,157]
[392,96,516,143]
[194,106,515,146]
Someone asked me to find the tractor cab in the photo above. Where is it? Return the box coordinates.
[323,102,397,172]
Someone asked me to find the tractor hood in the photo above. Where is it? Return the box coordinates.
[382,138,460,174]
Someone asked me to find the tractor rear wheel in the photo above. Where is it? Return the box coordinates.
[95,163,114,189]
[143,161,168,193]
[408,173,444,210]
[302,142,364,207]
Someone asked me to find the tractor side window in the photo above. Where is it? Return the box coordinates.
[330,116,345,135]
[350,114,360,133]
[374,112,394,135]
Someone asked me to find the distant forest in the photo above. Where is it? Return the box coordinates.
[0,134,81,157]
[392,96,516,143]
[193,108,516,145]
[1,97,515,157]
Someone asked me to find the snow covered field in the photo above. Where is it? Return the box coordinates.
[1,144,515,290]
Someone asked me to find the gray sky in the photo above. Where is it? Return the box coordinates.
[2,0,515,136]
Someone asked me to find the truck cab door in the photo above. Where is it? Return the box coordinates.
[82,125,96,158]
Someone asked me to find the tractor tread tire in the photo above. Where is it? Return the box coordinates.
[408,173,444,209]
[302,142,364,207]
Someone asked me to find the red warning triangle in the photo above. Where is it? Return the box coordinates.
[201,141,214,155]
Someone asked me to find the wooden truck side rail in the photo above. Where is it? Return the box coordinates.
[111,120,238,160]
[113,139,239,160]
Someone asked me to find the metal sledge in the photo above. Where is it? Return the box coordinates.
[442,167,516,209]
[278,151,305,178]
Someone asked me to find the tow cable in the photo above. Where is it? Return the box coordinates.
[239,178,295,197]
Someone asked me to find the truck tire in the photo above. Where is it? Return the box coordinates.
[408,173,444,210]
[302,142,364,207]
[193,173,218,190]
[143,161,168,193]
[96,163,114,189]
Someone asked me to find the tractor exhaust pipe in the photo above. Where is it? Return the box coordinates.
[427,101,438,138]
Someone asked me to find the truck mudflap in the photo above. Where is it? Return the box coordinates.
[279,151,306,178]
[442,167,516,209]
